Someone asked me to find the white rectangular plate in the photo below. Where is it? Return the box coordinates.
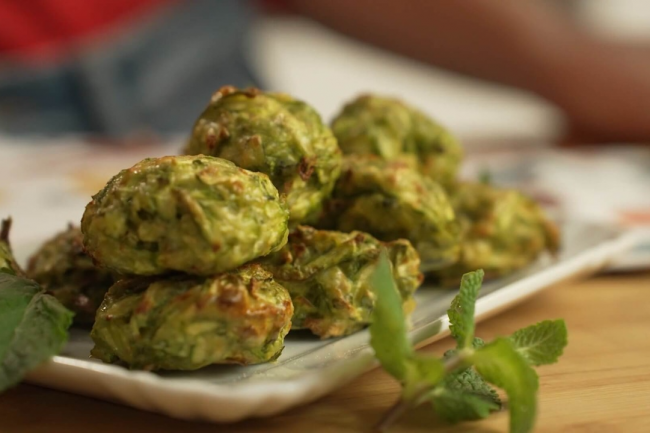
[22,221,635,423]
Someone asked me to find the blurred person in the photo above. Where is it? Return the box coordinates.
[1,0,650,142]
[291,0,650,143]
[0,0,258,135]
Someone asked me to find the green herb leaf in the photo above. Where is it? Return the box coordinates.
[405,354,445,395]
[471,338,539,433]
[0,273,73,392]
[0,218,22,276]
[442,338,499,404]
[427,347,502,423]
[472,337,486,350]
[430,387,500,423]
[441,365,501,406]
[510,319,568,366]
[448,270,484,349]
[370,252,413,381]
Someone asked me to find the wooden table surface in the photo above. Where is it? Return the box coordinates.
[2,271,649,433]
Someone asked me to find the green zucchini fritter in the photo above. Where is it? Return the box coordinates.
[81,155,289,276]
[91,264,293,370]
[332,94,462,187]
[27,225,114,324]
[319,155,461,272]
[259,226,422,338]
[431,182,560,284]
[185,86,342,225]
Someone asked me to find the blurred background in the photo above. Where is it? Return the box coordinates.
[1,0,650,140]
[0,0,649,267]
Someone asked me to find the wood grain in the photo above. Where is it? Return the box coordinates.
[1,272,649,433]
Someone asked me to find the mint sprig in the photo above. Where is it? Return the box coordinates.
[370,260,567,432]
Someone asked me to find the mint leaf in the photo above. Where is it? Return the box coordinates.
[448,270,484,349]
[443,337,485,357]
[442,338,499,406]
[430,388,500,423]
[0,273,73,392]
[370,252,413,381]
[472,338,539,433]
[441,366,501,405]
[429,347,502,423]
[0,218,22,276]
[510,320,568,366]
[405,354,445,394]
[471,337,485,349]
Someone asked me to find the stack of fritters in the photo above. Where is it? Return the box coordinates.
[328,94,559,284]
[26,87,558,371]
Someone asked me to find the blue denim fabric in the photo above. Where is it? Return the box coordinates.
[0,0,259,135]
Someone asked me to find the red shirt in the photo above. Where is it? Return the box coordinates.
[0,0,172,61]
